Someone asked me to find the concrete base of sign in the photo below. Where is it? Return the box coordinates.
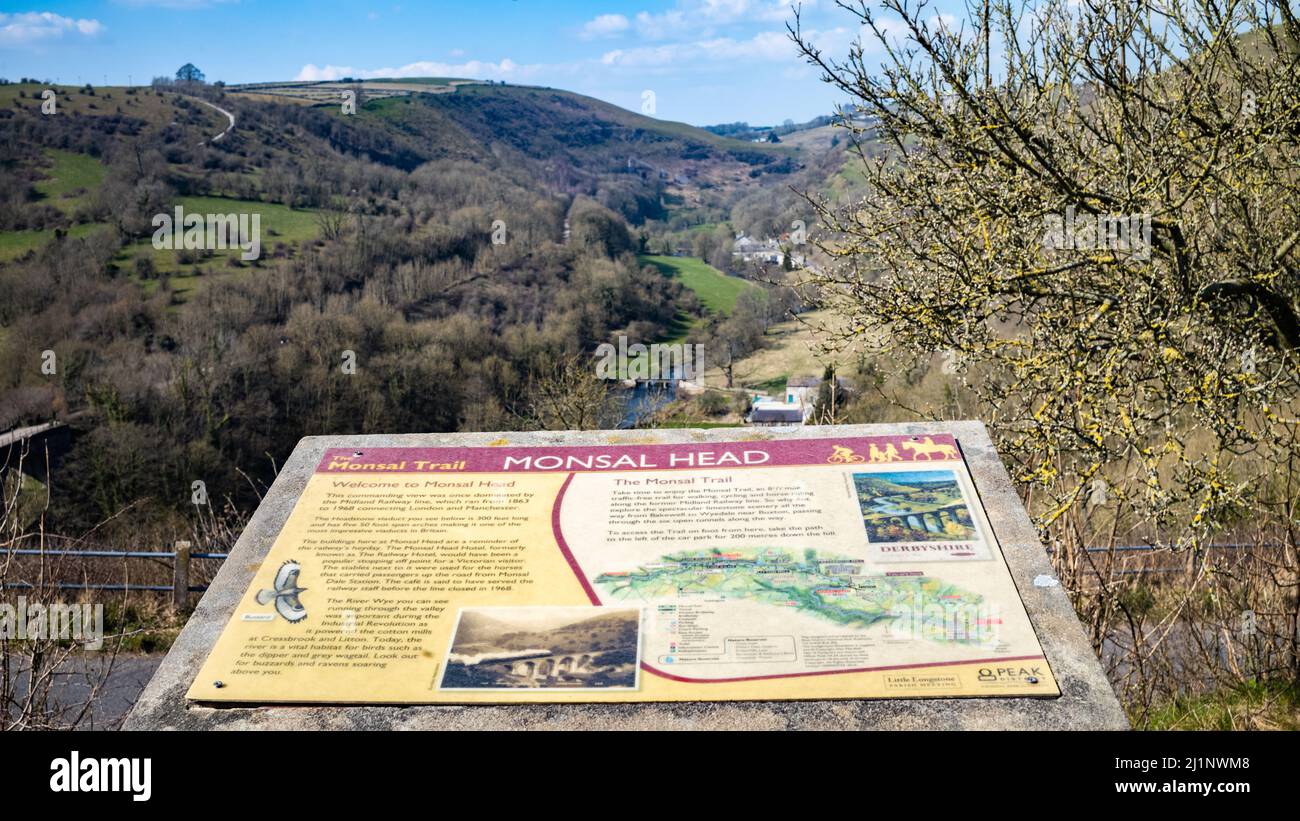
[125,422,1128,730]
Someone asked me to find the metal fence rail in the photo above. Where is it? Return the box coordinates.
[4,549,230,560]
[0,541,229,608]
[1049,542,1287,554]
[2,542,1289,603]
[1,582,209,592]
[1046,542,1290,577]
[1127,542,1279,552]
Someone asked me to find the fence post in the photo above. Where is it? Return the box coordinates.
[173,541,191,612]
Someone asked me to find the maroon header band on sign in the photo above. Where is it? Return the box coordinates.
[316,434,963,474]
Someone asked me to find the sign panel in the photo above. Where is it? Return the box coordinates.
[188,434,1059,703]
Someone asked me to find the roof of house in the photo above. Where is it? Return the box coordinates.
[787,376,822,388]
[751,407,805,423]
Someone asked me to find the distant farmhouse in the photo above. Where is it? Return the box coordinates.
[749,405,805,426]
[732,234,784,265]
[748,375,818,426]
[747,374,852,426]
[733,233,809,268]
[784,375,821,406]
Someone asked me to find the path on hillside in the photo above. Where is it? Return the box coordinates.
[193,97,236,146]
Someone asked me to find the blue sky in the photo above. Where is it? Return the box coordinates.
[0,1,960,125]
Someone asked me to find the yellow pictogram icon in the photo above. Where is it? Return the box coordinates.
[827,445,866,464]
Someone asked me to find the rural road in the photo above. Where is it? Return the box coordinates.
[4,653,164,730]
[193,96,236,145]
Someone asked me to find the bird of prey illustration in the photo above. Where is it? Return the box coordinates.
[255,561,308,623]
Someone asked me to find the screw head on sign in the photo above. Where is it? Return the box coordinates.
[213,681,225,689]
[1027,676,1039,684]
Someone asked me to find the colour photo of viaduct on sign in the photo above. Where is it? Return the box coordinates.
[854,470,977,544]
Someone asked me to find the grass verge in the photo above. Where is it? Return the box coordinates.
[1144,680,1300,730]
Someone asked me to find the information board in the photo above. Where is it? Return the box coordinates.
[188,434,1060,703]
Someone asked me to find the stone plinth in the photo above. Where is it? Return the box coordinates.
[125,422,1128,730]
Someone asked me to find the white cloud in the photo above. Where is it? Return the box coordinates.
[631,0,813,39]
[600,26,849,69]
[632,10,687,40]
[0,12,104,46]
[580,13,630,40]
[930,13,959,31]
[858,13,959,48]
[292,5,852,103]
[117,1,237,8]
[601,31,785,68]
[294,58,553,83]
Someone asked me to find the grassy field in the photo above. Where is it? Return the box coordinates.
[638,256,838,392]
[126,195,320,300]
[229,78,472,106]
[701,308,844,392]
[368,77,474,85]
[0,148,108,262]
[640,255,756,315]
[1,187,318,279]
[0,83,226,132]
[0,222,105,262]
[364,95,420,121]
[34,149,107,214]
[781,123,842,152]
[640,254,759,345]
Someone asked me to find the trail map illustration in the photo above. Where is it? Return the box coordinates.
[596,547,989,642]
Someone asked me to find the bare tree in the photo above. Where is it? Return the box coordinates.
[1,444,127,729]
[793,0,1300,721]
[524,353,623,431]
[315,196,349,242]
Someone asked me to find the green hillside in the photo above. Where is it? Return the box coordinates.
[0,223,104,262]
[452,83,794,155]
[364,83,797,184]
[34,149,107,214]
[639,254,757,315]
[125,196,321,301]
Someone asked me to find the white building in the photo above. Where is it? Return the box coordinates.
[732,234,784,265]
